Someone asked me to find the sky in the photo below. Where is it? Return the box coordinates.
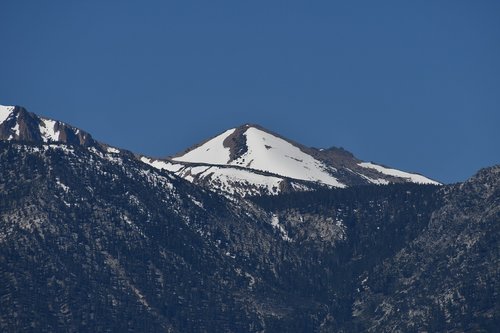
[1,1,499,184]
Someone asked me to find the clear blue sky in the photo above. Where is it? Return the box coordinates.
[1,1,499,183]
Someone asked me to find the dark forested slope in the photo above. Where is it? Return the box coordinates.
[0,140,498,332]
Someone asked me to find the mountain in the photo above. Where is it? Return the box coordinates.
[1,104,497,332]
[1,105,439,197]
[141,124,439,197]
[350,165,500,332]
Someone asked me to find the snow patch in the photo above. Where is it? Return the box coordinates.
[89,146,104,156]
[271,214,292,242]
[145,154,288,196]
[358,173,390,185]
[12,122,20,137]
[179,166,284,196]
[172,128,235,164]
[39,118,60,142]
[225,251,236,259]
[56,179,70,193]
[106,146,120,154]
[0,105,15,124]
[245,272,256,289]
[48,144,75,154]
[187,195,204,209]
[335,218,347,240]
[189,166,211,175]
[140,157,184,173]
[358,162,440,185]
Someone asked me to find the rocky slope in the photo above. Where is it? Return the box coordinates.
[350,165,500,332]
[0,105,97,147]
[0,104,497,332]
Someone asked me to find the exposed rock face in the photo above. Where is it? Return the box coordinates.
[223,124,250,162]
[0,106,96,146]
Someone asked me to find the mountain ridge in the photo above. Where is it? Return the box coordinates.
[1,104,440,197]
[0,105,97,147]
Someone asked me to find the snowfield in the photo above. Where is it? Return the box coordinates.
[173,126,346,187]
[358,162,440,185]
[173,128,235,164]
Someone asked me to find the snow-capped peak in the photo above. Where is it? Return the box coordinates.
[169,124,441,191]
[173,124,346,187]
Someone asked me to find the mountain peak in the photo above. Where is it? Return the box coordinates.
[169,124,440,190]
[0,105,96,146]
